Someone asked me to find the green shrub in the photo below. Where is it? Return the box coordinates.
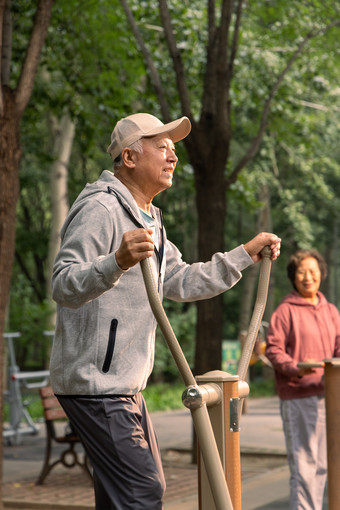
[249,378,276,397]
[3,377,276,426]
[143,383,184,412]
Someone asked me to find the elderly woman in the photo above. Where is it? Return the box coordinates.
[266,249,340,510]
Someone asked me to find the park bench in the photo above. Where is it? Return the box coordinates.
[36,385,92,485]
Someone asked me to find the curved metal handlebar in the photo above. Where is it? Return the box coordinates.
[140,257,233,510]
[140,246,272,510]
[237,246,272,382]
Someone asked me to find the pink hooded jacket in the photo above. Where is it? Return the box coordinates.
[265,290,340,400]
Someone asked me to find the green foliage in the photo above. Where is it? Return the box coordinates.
[8,274,53,369]
[154,160,197,261]
[142,382,184,412]
[9,0,340,376]
[3,393,43,423]
[152,301,196,383]
[248,377,276,398]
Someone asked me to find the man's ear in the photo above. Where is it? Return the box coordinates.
[121,148,135,168]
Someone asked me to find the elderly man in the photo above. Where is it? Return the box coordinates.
[50,112,281,510]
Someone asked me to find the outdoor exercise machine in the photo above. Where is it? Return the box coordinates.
[297,358,340,510]
[3,332,51,444]
[141,246,272,510]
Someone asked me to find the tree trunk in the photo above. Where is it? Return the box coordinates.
[0,3,55,503]
[187,125,228,377]
[46,112,74,328]
[0,87,21,509]
[237,185,273,382]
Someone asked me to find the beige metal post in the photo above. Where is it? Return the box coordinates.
[196,371,245,510]
[324,358,340,510]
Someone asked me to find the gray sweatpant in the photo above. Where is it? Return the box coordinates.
[280,396,327,510]
[58,393,166,510]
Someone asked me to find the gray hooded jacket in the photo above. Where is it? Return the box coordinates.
[50,170,253,395]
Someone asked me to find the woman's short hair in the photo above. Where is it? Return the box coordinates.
[287,249,327,289]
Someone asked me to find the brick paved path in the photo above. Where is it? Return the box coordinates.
[3,452,287,509]
[3,457,198,509]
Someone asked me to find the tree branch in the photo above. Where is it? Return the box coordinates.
[202,1,236,124]
[202,1,231,121]
[228,0,244,83]
[227,20,340,186]
[214,0,233,115]
[120,0,170,121]
[157,0,191,117]
[219,0,232,65]
[15,0,54,117]
[1,0,11,88]
[15,249,44,302]
[208,0,215,48]
[201,0,218,118]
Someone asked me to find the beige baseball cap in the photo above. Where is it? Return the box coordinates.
[107,113,191,160]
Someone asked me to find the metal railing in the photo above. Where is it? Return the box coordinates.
[3,332,52,444]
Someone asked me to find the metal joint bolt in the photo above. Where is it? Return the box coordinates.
[182,385,202,410]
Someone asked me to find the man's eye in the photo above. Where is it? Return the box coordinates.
[158,144,176,153]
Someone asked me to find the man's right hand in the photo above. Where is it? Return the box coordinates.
[115,229,154,270]
[243,232,281,263]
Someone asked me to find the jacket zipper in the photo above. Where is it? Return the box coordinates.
[155,209,164,289]
[107,186,164,286]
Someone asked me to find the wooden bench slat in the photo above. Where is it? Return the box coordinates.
[44,408,67,421]
[41,396,61,411]
[40,386,55,397]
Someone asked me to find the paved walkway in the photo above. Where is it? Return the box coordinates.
[2,396,329,509]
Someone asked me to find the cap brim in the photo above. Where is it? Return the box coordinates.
[144,116,191,143]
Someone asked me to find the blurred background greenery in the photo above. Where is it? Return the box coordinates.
[4,1,340,397]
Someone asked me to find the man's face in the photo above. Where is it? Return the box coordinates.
[133,133,178,197]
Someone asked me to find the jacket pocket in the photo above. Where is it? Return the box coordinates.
[102,319,118,373]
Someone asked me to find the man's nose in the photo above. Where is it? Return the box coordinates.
[168,148,178,163]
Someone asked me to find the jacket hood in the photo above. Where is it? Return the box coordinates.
[281,289,327,307]
[60,170,153,240]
